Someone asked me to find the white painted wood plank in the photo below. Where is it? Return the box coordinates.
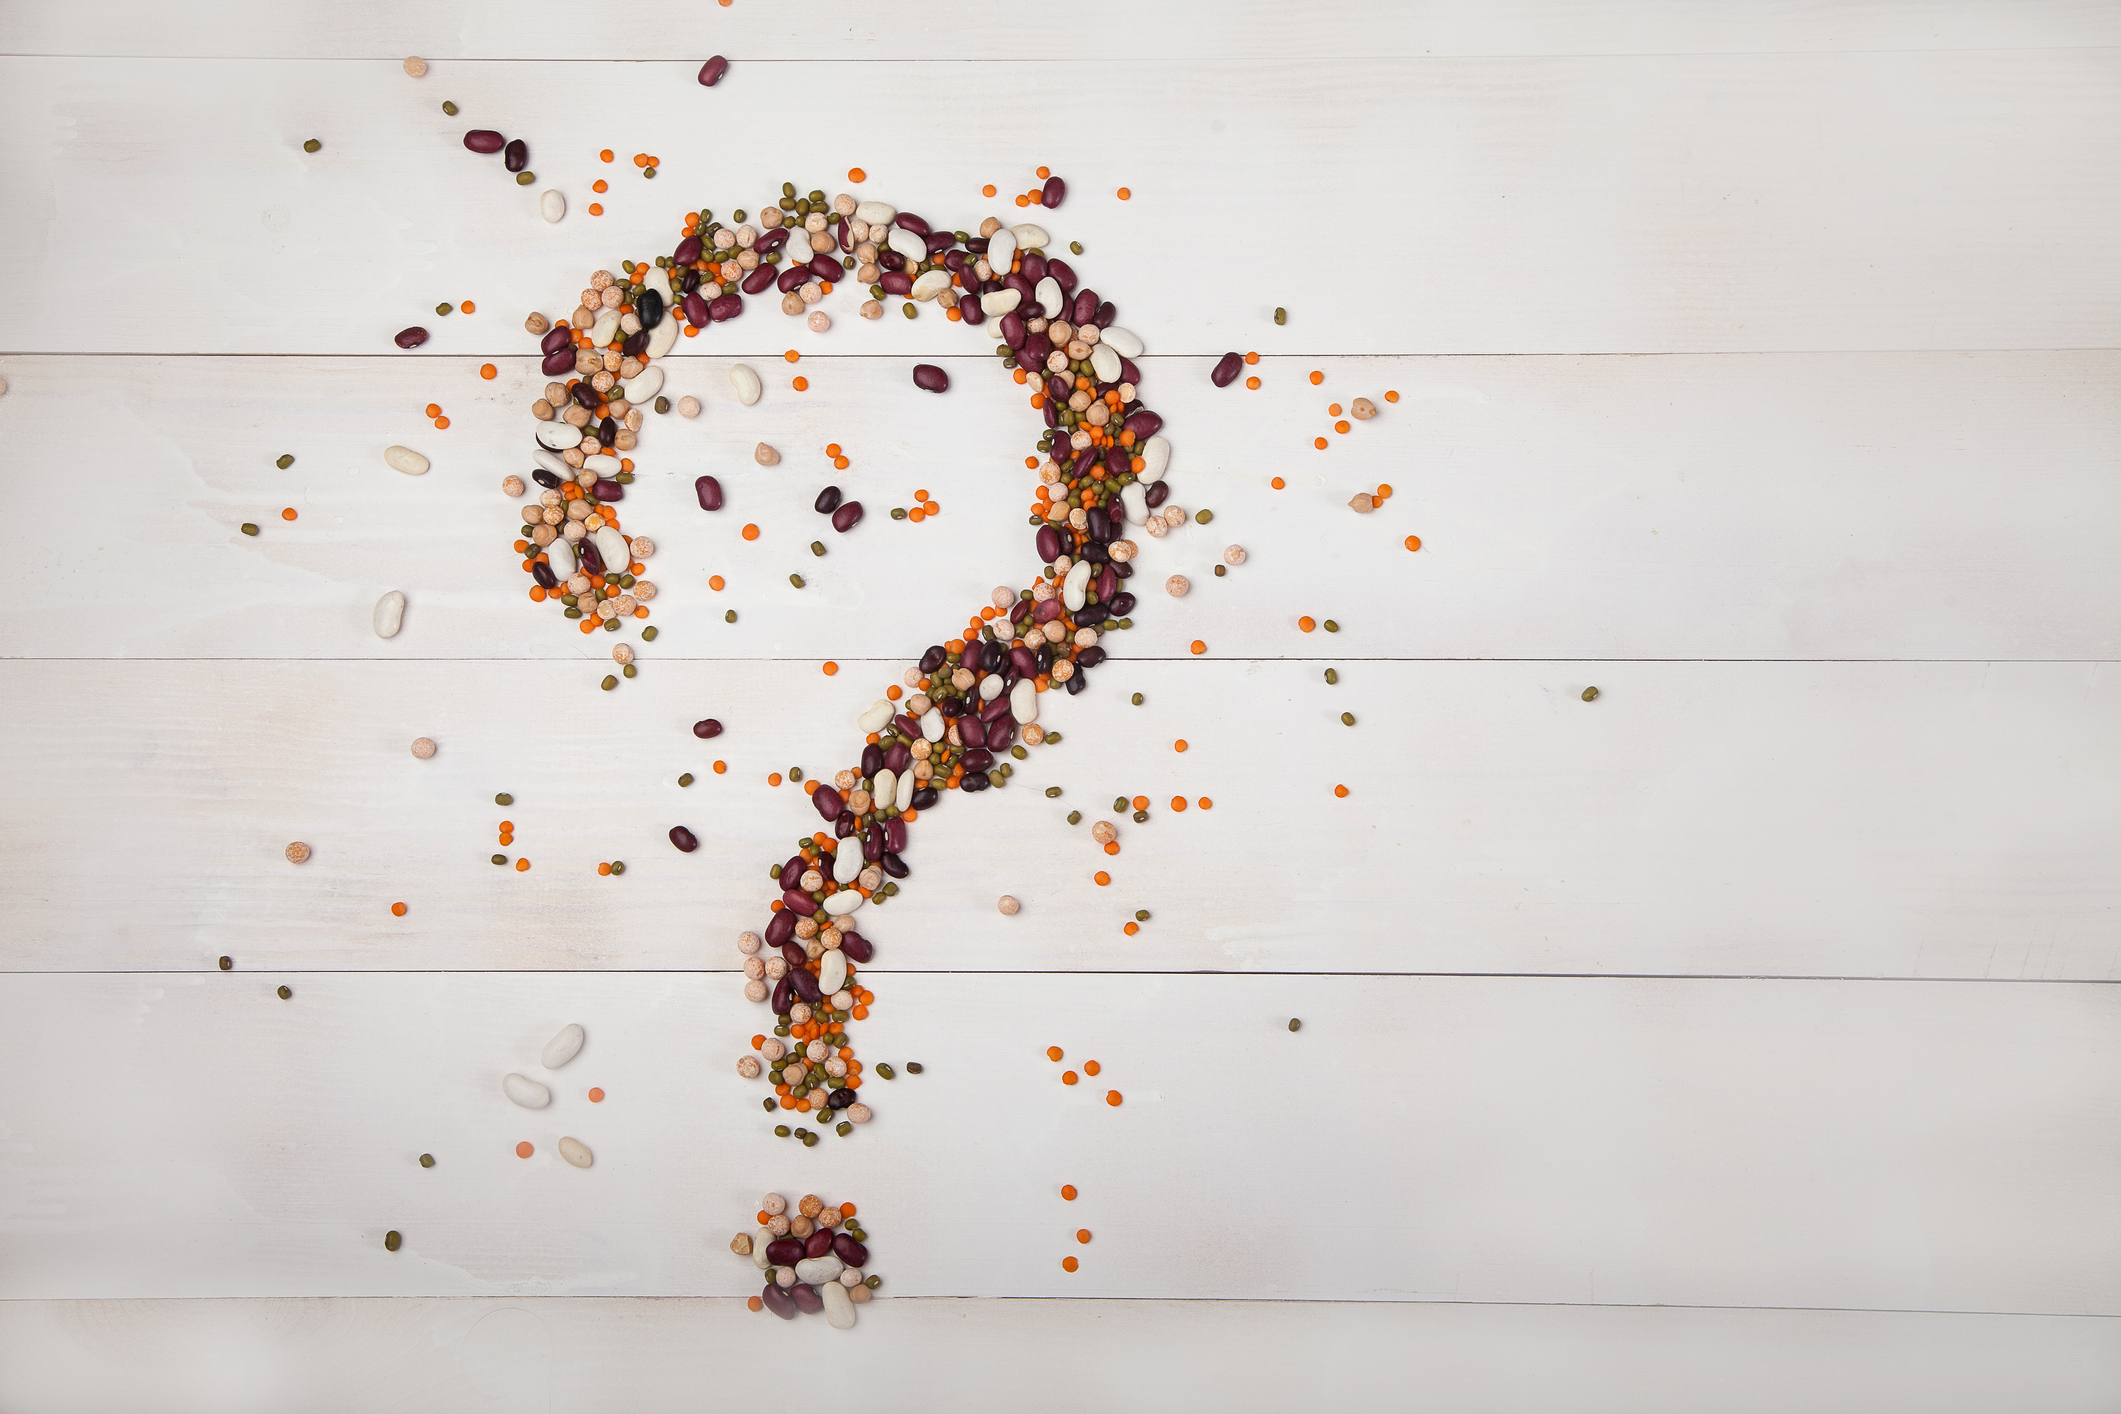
[5,352,2114,661]
[4,53,2116,355]
[1,973,2113,1311]
[2,1298,2115,1414]
[13,0,2121,60]
[5,659,2115,978]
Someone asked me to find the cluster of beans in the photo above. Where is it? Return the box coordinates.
[733,1191,878,1325]
[462,128,534,186]
[714,186,1173,1131]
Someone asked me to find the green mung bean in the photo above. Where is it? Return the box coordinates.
[384,1231,401,1252]
[1274,306,1287,325]
[600,675,617,690]
[1288,1018,1302,1032]
[302,138,321,153]
[495,793,513,805]
[642,626,658,641]
[1324,668,1339,684]
[277,985,292,999]
[1341,712,1355,726]
[678,773,694,786]
[275,453,294,469]
[491,853,507,865]
[1582,686,1600,701]
[240,523,259,536]
[1067,811,1082,824]
[622,664,636,678]
[419,1153,435,1167]
[441,101,458,115]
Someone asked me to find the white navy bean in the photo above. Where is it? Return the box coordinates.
[894,769,916,810]
[373,590,406,638]
[818,948,847,994]
[872,768,897,813]
[594,525,631,574]
[1088,343,1121,383]
[1010,676,1039,724]
[1139,434,1170,483]
[582,453,621,475]
[888,226,928,261]
[540,190,566,223]
[821,890,864,918]
[541,1023,584,1069]
[854,200,897,227]
[833,843,864,884]
[621,366,664,403]
[1101,326,1144,358]
[536,421,584,450]
[384,445,430,476]
[1009,222,1049,249]
[1120,480,1148,525]
[980,288,1022,316]
[1062,558,1092,612]
[921,707,944,742]
[589,310,621,346]
[503,1073,551,1108]
[821,1279,856,1329]
[979,672,1004,701]
[645,315,680,358]
[1035,276,1064,318]
[557,1136,594,1168]
[986,228,1017,273]
[729,364,762,405]
[533,447,573,478]
[910,269,955,302]
[856,699,894,733]
[796,1254,844,1286]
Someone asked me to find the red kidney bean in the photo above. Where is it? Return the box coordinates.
[1097,564,1117,602]
[1035,525,1062,563]
[776,265,808,294]
[741,265,777,295]
[880,271,913,296]
[862,822,883,862]
[924,231,957,257]
[895,213,932,237]
[978,693,1012,724]
[673,234,703,266]
[1123,409,1164,439]
[780,855,806,889]
[942,251,966,275]
[698,55,729,86]
[539,326,572,355]
[883,741,910,772]
[593,478,623,502]
[962,747,994,775]
[912,364,949,393]
[578,539,606,575]
[766,1237,805,1266]
[1143,482,1171,512]
[960,717,986,750]
[1021,250,1048,283]
[1000,312,1026,348]
[1086,507,1110,541]
[812,784,845,820]
[1008,598,1033,626]
[790,1284,824,1315]
[540,347,575,375]
[761,1283,797,1320]
[779,939,806,970]
[1109,591,1137,617]
[831,1234,868,1267]
[695,475,724,511]
[1119,357,1143,386]
[1095,300,1116,326]
[789,969,821,1005]
[708,293,744,320]
[669,825,699,852]
[1048,259,1077,294]
[531,560,557,589]
[957,294,986,325]
[1071,288,1099,324]
[503,138,528,172]
[1041,176,1066,208]
[755,228,790,254]
[1022,331,1052,363]
[919,645,948,673]
[965,236,989,254]
[1010,645,1038,677]
[892,713,920,738]
[883,817,908,853]
[1033,597,1063,623]
[803,1230,835,1259]
[770,973,794,1013]
[835,808,856,837]
[860,743,884,778]
[814,486,842,515]
[1046,372,1071,402]
[836,218,853,254]
[462,130,504,154]
[1212,352,1243,387]
[831,502,864,533]
[765,909,795,947]
[1043,402,1059,430]
[395,326,429,349]
[693,718,723,739]
[781,889,817,917]
[802,254,838,282]
[878,250,906,273]
[682,291,710,326]
[839,930,874,963]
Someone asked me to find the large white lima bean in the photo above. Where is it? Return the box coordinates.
[502,1073,551,1109]
[540,189,566,223]
[820,1279,856,1329]
[383,445,429,476]
[541,1023,584,1069]
[556,1136,594,1169]
[729,364,762,405]
[372,591,405,638]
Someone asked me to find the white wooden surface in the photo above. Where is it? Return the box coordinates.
[2,3,2118,1407]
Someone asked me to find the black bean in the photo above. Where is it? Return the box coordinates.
[814,485,842,514]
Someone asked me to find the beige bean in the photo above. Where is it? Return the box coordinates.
[524,311,549,335]
[1166,574,1191,597]
[755,442,781,466]
[1351,397,1378,420]
[402,56,427,77]
[998,895,1020,915]
[502,475,526,497]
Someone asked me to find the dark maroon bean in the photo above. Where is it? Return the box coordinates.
[539,326,572,355]
[790,1284,824,1315]
[831,501,864,533]
[1047,372,1072,402]
[766,910,795,947]
[1086,507,1110,541]
[1010,645,1038,677]
[1145,480,1170,509]
[912,364,949,393]
[1119,356,1143,386]
[708,293,744,320]
[961,771,992,792]
[1065,669,1088,695]
[540,347,575,375]
[814,486,842,515]
[695,475,724,511]
[697,54,728,86]
[1095,300,1116,326]
[804,1229,835,1259]
[1112,558,1133,581]
[678,268,699,294]
[1070,288,1098,324]
[1124,409,1164,440]
[807,254,841,282]
[692,718,723,740]
[1041,175,1066,208]
[1000,312,1026,348]
[878,250,906,273]
[462,129,504,154]
[861,743,884,778]
[965,236,989,254]
[919,644,948,673]
[571,382,598,410]
[1009,598,1033,626]
[839,930,874,963]
[1048,258,1077,294]
[1034,597,1063,623]
[961,718,987,750]
[961,746,995,774]
[881,270,913,296]
[835,808,856,838]
[781,856,806,889]
[862,822,883,862]
[883,741,910,773]
[1022,331,1053,363]
[503,138,528,172]
[1035,525,1062,563]
[925,230,957,257]
[770,973,794,1013]
[395,326,429,349]
[957,294,986,326]
[832,1234,869,1267]
[597,413,621,443]
[812,784,845,821]
[683,291,709,326]
[593,478,623,502]
[669,825,698,852]
[673,234,703,266]
[895,212,931,237]
[789,969,821,1005]
[1043,402,1059,429]
[776,265,808,294]
[767,1237,805,1266]
[826,1087,856,1110]
[910,786,939,810]
[1005,272,1034,301]
[761,1283,797,1320]
[1212,352,1243,387]
[880,851,908,879]
[1109,591,1137,617]
[780,939,806,971]
[978,693,1012,724]
[884,817,908,853]
[1097,564,1117,602]
[756,228,790,254]
[781,890,817,917]
[531,560,557,589]
[531,469,561,490]
[636,289,664,329]
[578,539,606,575]
[892,713,920,738]
[620,329,646,357]
[741,266,777,295]
[1076,645,1107,668]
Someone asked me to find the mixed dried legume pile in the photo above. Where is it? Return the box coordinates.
[734,1191,878,1327]
[688,182,1174,1131]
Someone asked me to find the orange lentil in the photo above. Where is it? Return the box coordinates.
[1076,1229,1092,1243]
[925,500,940,515]
[1271,476,1286,490]
[1173,740,1187,752]
[1015,195,1030,207]
[714,761,727,773]
[515,858,529,871]
[460,301,474,314]
[1385,390,1400,402]
[390,901,407,916]
[847,167,866,182]
[425,402,441,417]
[983,184,997,197]
[793,376,808,391]
[1245,376,1261,390]
[1335,420,1351,434]
[599,150,614,162]
[434,416,449,429]
[784,350,801,363]
[1123,922,1139,935]
[1171,796,1187,811]
[516,1141,534,1158]
[747,1296,763,1312]
[588,1087,604,1102]
[822,661,838,676]
[1329,403,1343,416]
[768,772,782,786]
[709,575,725,590]
[832,455,849,470]
[1062,1256,1079,1272]
[1309,370,1324,385]
[1190,640,1206,655]
[1061,1185,1077,1201]
[598,862,611,875]
[1314,436,1328,450]
[588,204,603,216]
[281,508,297,520]
[1047,1046,1063,1061]
[1334,784,1350,797]
[1084,1061,1100,1077]
[480,363,497,380]
[741,524,759,540]
[1198,797,1213,809]
[908,508,926,523]
[1105,1091,1123,1106]
[1093,871,1111,886]
[633,153,648,168]
[1116,187,1130,200]
[1405,535,1423,552]
[1299,617,1316,632]
[1062,1070,1078,1085]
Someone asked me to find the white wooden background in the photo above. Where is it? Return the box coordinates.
[3,3,2119,1409]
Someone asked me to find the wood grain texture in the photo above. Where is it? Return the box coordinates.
[5,658,2116,978]
[11,0,2121,59]
[1,1297,2116,1414]
[2,972,2114,1310]
[5,351,2114,661]
[2,51,2116,357]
